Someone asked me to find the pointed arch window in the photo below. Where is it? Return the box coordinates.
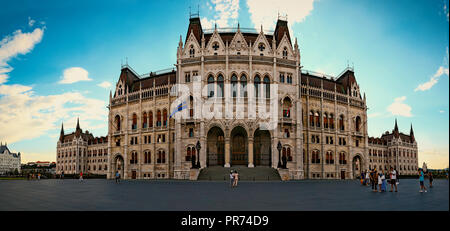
[217,74,224,97]
[283,97,291,118]
[157,110,161,127]
[240,75,247,97]
[149,111,153,127]
[189,45,195,58]
[355,116,361,132]
[163,109,168,126]
[329,114,334,129]
[186,147,191,161]
[207,75,214,98]
[283,47,288,59]
[132,114,137,130]
[263,76,270,98]
[312,150,320,164]
[115,115,121,131]
[189,96,194,118]
[309,111,314,127]
[323,113,328,129]
[314,112,320,127]
[231,74,238,98]
[254,75,261,98]
[142,112,148,128]
[339,115,345,131]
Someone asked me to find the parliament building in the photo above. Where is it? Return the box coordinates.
[56,16,418,180]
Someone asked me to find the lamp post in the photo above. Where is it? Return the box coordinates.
[277,141,282,168]
[196,140,201,168]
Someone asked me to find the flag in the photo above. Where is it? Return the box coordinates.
[169,101,187,118]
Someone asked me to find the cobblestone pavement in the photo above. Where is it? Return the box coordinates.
[0,179,447,211]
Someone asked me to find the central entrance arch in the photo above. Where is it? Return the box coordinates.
[352,155,363,178]
[112,154,124,178]
[254,128,271,166]
[207,126,225,166]
[230,126,248,165]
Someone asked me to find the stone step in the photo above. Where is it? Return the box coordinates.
[198,166,281,181]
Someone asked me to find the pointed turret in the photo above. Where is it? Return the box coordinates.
[59,122,64,142]
[410,123,415,142]
[75,117,82,137]
[393,118,399,138]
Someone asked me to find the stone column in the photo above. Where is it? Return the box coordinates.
[248,137,254,168]
[225,137,230,167]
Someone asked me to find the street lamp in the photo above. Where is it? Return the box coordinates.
[277,141,282,168]
[196,140,201,168]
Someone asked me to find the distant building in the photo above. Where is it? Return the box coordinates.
[0,142,21,174]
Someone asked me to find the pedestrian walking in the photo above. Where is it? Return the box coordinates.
[61,171,64,180]
[115,171,120,183]
[229,170,234,188]
[381,171,387,192]
[389,167,398,192]
[79,172,83,182]
[37,173,41,180]
[232,170,239,187]
[428,172,433,188]
[365,170,370,186]
[371,168,378,192]
[378,172,384,192]
[360,172,365,185]
[419,168,427,193]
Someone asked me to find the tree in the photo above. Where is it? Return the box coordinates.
[14,169,19,176]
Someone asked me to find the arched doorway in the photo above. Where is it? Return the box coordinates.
[207,126,225,166]
[112,154,124,178]
[352,155,362,178]
[230,126,248,166]
[254,128,271,166]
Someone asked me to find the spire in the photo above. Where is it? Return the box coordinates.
[237,21,240,31]
[410,123,415,141]
[76,117,81,131]
[260,24,263,33]
[393,118,399,138]
[59,122,64,142]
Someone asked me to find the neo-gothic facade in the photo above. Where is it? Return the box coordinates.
[0,142,21,174]
[56,17,419,180]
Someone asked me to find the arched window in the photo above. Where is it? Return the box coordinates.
[132,114,137,130]
[254,75,261,98]
[240,75,247,97]
[231,74,238,98]
[149,111,153,127]
[309,111,314,127]
[115,115,121,131]
[144,151,151,164]
[339,115,345,131]
[157,110,161,127]
[283,97,291,118]
[163,109,168,126]
[329,114,334,129]
[355,116,361,132]
[339,152,347,164]
[312,150,320,164]
[189,96,194,118]
[157,150,166,164]
[326,151,334,164]
[192,147,196,161]
[315,112,320,127]
[282,147,286,159]
[186,147,191,161]
[323,113,328,128]
[189,45,195,58]
[142,112,147,128]
[130,151,138,164]
[282,47,288,59]
[217,74,224,97]
[287,147,292,161]
[263,76,270,98]
[207,75,214,98]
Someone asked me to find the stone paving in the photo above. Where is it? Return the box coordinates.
[0,178,447,211]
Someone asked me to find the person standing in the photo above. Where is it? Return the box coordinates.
[371,168,378,192]
[61,171,64,180]
[79,171,83,182]
[115,171,120,183]
[378,172,383,192]
[232,170,239,187]
[229,170,234,188]
[37,173,41,180]
[428,172,433,188]
[419,169,427,192]
[389,167,398,192]
[381,171,387,192]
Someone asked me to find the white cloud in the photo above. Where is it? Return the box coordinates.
[97,81,112,89]
[201,0,240,28]
[28,17,35,27]
[439,110,445,113]
[0,27,44,84]
[58,67,92,84]
[415,47,449,91]
[0,84,108,144]
[246,0,315,32]
[387,96,412,117]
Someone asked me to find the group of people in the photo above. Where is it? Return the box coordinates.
[360,167,398,192]
[229,170,239,188]
[27,173,42,180]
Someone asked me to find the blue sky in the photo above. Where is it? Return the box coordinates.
[0,0,448,168]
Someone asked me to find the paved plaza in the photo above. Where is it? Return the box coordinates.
[0,179,448,211]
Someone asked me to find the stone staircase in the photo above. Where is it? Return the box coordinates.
[197,166,281,181]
